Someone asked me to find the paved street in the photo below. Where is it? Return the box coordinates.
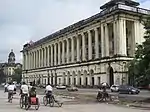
[0,89,149,112]
[36,87,150,99]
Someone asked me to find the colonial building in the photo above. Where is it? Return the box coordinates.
[0,50,22,82]
[21,0,150,87]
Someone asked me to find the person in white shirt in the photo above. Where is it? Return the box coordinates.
[7,82,15,100]
[45,83,53,98]
[20,82,29,95]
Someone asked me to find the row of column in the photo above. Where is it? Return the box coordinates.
[23,19,138,70]
[23,27,102,70]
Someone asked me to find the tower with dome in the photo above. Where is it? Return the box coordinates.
[0,49,22,83]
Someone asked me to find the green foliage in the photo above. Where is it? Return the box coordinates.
[128,16,150,86]
[12,68,22,83]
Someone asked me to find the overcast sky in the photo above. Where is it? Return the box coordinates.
[0,0,149,63]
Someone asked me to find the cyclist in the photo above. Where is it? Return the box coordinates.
[20,82,29,102]
[101,82,108,98]
[45,83,53,99]
[7,82,15,101]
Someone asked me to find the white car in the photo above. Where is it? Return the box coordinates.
[67,86,78,91]
[56,85,66,89]
[110,85,119,92]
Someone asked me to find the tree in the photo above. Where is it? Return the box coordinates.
[0,68,6,83]
[12,68,22,83]
[128,16,150,86]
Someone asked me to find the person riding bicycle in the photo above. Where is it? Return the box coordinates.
[20,82,29,102]
[45,83,53,99]
[7,82,15,101]
[101,82,108,98]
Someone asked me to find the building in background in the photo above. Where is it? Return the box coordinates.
[0,49,22,83]
[21,0,149,87]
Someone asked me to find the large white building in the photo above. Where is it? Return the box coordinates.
[21,0,150,87]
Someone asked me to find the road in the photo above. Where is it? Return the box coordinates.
[36,87,150,98]
[0,90,148,112]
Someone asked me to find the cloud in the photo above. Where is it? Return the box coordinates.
[0,0,149,63]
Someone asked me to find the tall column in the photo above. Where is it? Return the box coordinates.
[41,49,43,67]
[24,53,26,70]
[44,47,47,67]
[51,45,53,66]
[101,24,105,57]
[26,53,28,70]
[30,53,32,69]
[58,43,61,65]
[104,24,109,57]
[32,52,34,69]
[66,39,70,63]
[88,30,92,60]
[113,21,117,55]
[95,27,99,59]
[71,38,75,63]
[34,52,36,68]
[37,51,39,68]
[77,36,80,62]
[33,52,35,69]
[35,51,37,68]
[117,19,127,56]
[82,33,86,61]
[62,41,65,64]
[134,21,140,53]
[54,44,57,65]
[47,47,50,66]
[39,50,41,68]
[27,53,31,69]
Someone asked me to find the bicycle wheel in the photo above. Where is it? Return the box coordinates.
[43,96,48,106]
[19,98,24,108]
[25,98,29,110]
[35,101,40,110]
[49,97,54,107]
[9,95,13,103]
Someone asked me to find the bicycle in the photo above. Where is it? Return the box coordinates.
[96,91,112,102]
[43,94,63,107]
[19,94,28,109]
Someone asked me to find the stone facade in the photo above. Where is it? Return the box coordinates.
[21,0,149,87]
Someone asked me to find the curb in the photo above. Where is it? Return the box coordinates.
[129,104,150,109]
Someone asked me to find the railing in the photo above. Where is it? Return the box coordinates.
[100,3,150,16]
